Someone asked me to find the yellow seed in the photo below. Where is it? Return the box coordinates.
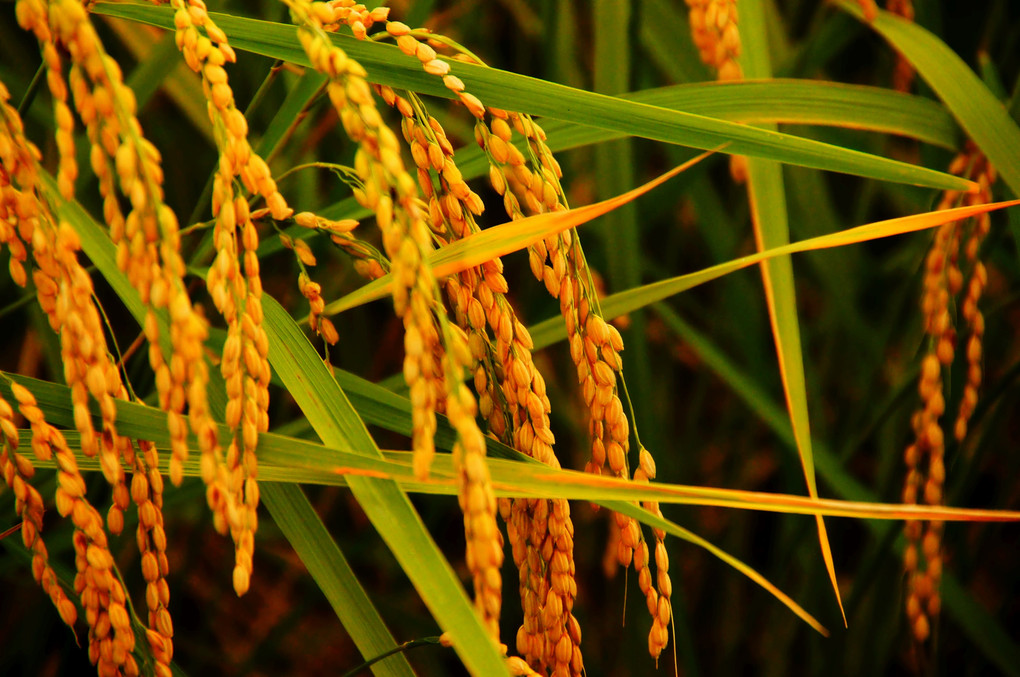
[57,597,78,627]
[442,75,465,92]
[607,441,625,473]
[592,361,615,387]
[233,564,250,596]
[423,59,449,76]
[140,501,159,530]
[86,544,114,570]
[913,613,930,642]
[155,608,174,638]
[109,603,130,632]
[141,551,159,583]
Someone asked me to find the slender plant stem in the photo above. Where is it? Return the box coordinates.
[339,636,443,677]
[17,63,44,116]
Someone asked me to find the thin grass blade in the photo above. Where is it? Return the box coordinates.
[260,483,414,677]
[527,198,1020,347]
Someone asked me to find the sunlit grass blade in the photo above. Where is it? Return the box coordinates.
[260,483,414,677]
[90,2,975,192]
[836,0,1020,196]
[454,81,960,178]
[16,384,1020,526]
[322,151,716,316]
[30,403,1020,650]
[525,200,1020,347]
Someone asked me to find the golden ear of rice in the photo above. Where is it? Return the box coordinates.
[903,145,994,645]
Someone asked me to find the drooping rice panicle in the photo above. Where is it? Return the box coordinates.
[482,107,675,663]
[483,106,681,660]
[952,149,994,442]
[684,0,745,180]
[0,386,78,633]
[17,15,223,632]
[21,0,195,487]
[171,0,292,595]
[14,381,139,676]
[13,0,77,200]
[362,50,585,667]
[685,0,743,81]
[903,145,993,647]
[285,0,444,481]
[2,71,161,676]
[17,0,135,538]
[130,439,173,677]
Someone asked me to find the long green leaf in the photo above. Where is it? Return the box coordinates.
[14,376,1020,524]
[21,372,1020,652]
[90,2,974,192]
[488,80,961,162]
[260,483,414,677]
[739,0,844,622]
[836,0,1020,197]
[525,200,1020,347]
[16,338,1020,656]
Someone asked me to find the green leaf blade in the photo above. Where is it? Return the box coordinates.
[91,2,973,192]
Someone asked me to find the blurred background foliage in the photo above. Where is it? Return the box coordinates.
[1,0,1019,675]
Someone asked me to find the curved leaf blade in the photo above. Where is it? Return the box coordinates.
[739,0,844,623]
[836,0,1020,196]
[528,198,1020,348]
[90,2,974,192]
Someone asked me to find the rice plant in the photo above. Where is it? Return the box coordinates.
[1,1,1019,675]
